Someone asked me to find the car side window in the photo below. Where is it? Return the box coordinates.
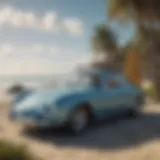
[91,74,101,87]
[107,75,126,89]
[108,79,120,88]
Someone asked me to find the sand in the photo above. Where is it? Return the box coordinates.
[0,93,160,160]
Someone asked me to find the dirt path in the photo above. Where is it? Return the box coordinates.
[1,101,160,160]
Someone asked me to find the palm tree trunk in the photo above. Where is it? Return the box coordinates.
[147,42,160,101]
[154,79,160,101]
[153,63,160,101]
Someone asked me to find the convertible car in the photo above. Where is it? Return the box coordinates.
[9,68,144,133]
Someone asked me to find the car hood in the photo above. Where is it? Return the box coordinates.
[14,86,88,112]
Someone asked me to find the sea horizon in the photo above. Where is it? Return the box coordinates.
[0,74,65,92]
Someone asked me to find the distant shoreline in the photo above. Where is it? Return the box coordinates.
[0,74,66,93]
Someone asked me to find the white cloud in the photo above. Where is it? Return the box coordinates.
[0,43,60,59]
[62,18,84,36]
[0,44,92,76]
[0,55,92,76]
[0,44,14,55]
[0,6,84,36]
[41,12,58,31]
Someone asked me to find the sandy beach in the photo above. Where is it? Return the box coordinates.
[0,92,160,160]
[0,92,10,103]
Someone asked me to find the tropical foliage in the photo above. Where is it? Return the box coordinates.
[91,24,124,70]
[109,0,160,100]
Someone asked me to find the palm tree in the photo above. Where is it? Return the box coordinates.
[109,0,160,22]
[92,24,122,70]
[109,0,160,100]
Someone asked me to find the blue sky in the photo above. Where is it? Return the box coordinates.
[0,0,134,76]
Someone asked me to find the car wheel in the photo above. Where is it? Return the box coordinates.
[68,107,90,134]
[131,96,144,117]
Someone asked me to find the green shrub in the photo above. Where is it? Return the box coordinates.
[7,84,26,95]
[0,140,37,160]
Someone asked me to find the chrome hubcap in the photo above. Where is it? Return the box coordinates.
[71,110,88,132]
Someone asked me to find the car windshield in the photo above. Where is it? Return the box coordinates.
[62,70,97,87]
[41,68,100,89]
[64,73,91,87]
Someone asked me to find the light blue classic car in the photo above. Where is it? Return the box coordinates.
[9,68,144,133]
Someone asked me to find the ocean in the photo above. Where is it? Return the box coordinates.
[0,75,61,92]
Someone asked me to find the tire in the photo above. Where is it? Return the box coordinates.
[68,107,90,134]
[130,108,140,117]
[130,96,144,117]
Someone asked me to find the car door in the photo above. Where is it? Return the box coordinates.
[97,74,128,119]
